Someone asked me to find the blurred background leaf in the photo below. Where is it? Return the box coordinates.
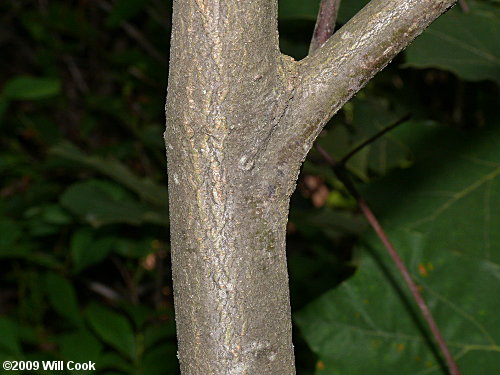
[60,179,168,227]
[86,303,137,360]
[52,142,168,207]
[1,76,61,100]
[45,272,84,327]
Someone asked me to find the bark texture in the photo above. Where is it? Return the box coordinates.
[164,0,456,374]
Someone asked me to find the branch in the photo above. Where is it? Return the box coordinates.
[339,114,411,165]
[309,0,342,54]
[458,0,469,13]
[316,146,462,375]
[272,0,456,166]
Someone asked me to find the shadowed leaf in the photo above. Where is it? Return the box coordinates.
[406,2,500,82]
[86,303,136,360]
[60,180,168,227]
[1,76,61,100]
[296,124,500,374]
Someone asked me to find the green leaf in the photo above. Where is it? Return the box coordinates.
[365,124,500,263]
[296,124,500,374]
[121,304,153,330]
[141,343,178,375]
[70,228,115,273]
[85,303,136,360]
[52,142,168,207]
[98,352,134,373]
[405,3,500,82]
[290,206,366,239]
[143,320,176,350]
[41,204,72,225]
[44,273,83,327]
[59,330,102,370]
[60,180,168,227]
[0,317,21,355]
[295,230,500,374]
[113,237,156,258]
[1,76,61,100]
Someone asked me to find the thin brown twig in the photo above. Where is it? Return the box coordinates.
[309,0,342,54]
[339,114,411,165]
[98,0,167,64]
[63,54,90,94]
[316,145,462,375]
[111,256,139,304]
[458,0,470,13]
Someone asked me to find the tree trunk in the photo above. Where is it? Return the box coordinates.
[165,0,456,373]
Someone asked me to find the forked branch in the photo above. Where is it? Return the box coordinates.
[273,0,456,165]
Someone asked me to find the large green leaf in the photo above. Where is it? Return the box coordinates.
[365,124,500,263]
[85,303,136,360]
[295,230,500,374]
[295,124,500,374]
[60,180,168,227]
[1,76,61,100]
[405,2,500,82]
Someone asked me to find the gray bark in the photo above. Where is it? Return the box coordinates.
[164,0,456,374]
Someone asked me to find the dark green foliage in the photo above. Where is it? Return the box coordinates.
[405,2,500,82]
[1,0,176,373]
[0,0,498,374]
[295,124,500,374]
